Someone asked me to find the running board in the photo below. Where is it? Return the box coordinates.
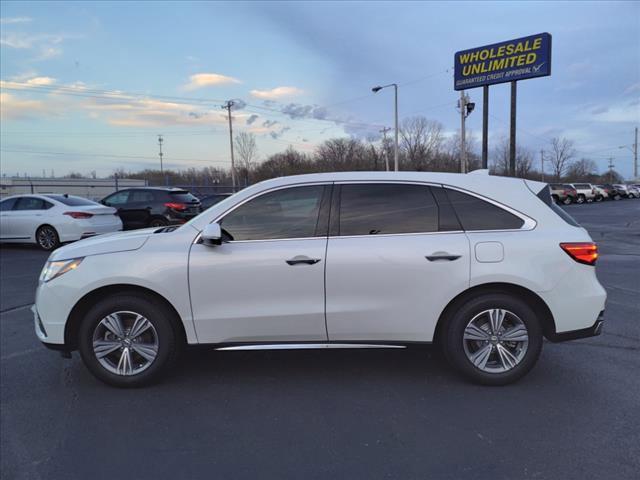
[216,343,407,351]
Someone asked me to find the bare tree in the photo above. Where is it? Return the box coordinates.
[548,137,576,180]
[399,116,444,170]
[565,158,598,181]
[234,132,258,184]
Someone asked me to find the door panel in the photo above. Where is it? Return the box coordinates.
[325,233,470,342]
[189,239,328,343]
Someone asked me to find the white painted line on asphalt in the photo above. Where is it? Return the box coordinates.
[1,347,42,361]
[0,303,33,315]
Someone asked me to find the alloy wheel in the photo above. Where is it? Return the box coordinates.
[37,226,58,250]
[462,309,529,373]
[92,311,159,376]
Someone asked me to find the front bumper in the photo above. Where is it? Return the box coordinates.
[547,310,604,342]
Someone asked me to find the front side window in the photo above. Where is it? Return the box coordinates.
[13,197,52,211]
[338,183,438,236]
[220,185,326,241]
[129,190,155,203]
[444,189,524,231]
[0,198,17,211]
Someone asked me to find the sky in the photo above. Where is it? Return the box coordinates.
[1,0,639,179]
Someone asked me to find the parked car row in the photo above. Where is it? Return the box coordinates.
[0,187,232,250]
[549,183,640,204]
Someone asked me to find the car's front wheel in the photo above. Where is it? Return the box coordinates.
[576,194,586,204]
[443,293,543,385]
[78,294,179,387]
[562,196,572,205]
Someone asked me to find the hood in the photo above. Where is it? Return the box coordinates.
[49,227,157,261]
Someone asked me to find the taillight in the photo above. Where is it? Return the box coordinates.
[64,211,93,219]
[560,242,598,266]
[164,202,187,211]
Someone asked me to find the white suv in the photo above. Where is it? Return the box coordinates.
[34,172,606,387]
[570,183,597,203]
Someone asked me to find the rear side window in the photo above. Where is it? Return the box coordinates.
[338,184,438,236]
[536,185,580,227]
[13,197,53,211]
[444,189,524,231]
[129,190,155,203]
[45,195,97,206]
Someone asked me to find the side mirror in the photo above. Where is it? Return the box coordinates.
[201,223,222,246]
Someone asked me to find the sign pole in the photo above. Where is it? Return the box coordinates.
[509,81,517,176]
[460,91,467,173]
[482,85,489,169]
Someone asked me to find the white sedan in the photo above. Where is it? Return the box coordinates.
[0,194,122,250]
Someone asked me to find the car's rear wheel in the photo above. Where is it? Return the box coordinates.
[595,195,603,202]
[78,294,179,387]
[443,293,543,385]
[36,225,60,251]
[562,196,572,205]
[577,194,586,204]
[148,217,168,228]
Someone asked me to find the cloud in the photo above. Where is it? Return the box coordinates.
[0,17,32,25]
[269,126,291,139]
[0,32,70,60]
[183,73,241,90]
[0,76,56,89]
[281,103,328,120]
[246,114,259,125]
[590,103,639,124]
[590,106,609,115]
[262,119,278,128]
[624,82,640,95]
[250,86,304,100]
[0,92,60,120]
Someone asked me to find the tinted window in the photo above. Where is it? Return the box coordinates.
[104,191,129,205]
[221,185,325,241]
[445,189,524,231]
[129,190,155,203]
[338,184,438,236]
[430,187,462,231]
[45,195,97,206]
[574,184,590,189]
[168,191,199,203]
[13,197,52,211]
[0,198,17,211]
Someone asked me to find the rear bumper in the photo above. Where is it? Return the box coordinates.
[547,310,604,342]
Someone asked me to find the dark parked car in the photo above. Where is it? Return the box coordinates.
[101,187,201,229]
[199,193,233,211]
[599,184,623,200]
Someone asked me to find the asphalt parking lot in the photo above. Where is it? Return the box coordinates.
[1,200,639,480]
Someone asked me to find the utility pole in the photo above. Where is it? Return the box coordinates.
[459,91,467,173]
[157,134,164,174]
[633,127,638,180]
[457,91,474,173]
[540,149,545,183]
[222,101,236,190]
[608,157,615,184]
[380,127,392,171]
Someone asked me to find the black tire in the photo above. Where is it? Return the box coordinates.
[78,294,180,387]
[551,194,559,204]
[595,195,603,202]
[577,194,586,204]
[562,196,572,205]
[442,293,543,386]
[36,225,60,251]
[148,217,169,228]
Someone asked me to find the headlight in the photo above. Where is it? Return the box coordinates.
[39,258,84,283]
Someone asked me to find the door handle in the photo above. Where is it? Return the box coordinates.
[425,254,461,262]
[286,256,321,266]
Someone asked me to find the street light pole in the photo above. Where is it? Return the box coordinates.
[372,83,399,171]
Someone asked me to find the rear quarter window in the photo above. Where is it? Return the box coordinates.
[536,185,580,227]
[444,189,525,231]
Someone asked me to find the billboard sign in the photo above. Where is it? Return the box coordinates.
[454,33,552,90]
